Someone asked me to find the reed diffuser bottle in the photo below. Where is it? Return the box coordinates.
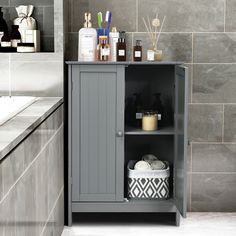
[117,31,126,61]
[133,40,142,61]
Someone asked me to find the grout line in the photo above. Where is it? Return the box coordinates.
[190,142,193,173]
[191,33,194,103]
[224,0,226,32]
[40,186,64,236]
[136,0,139,32]
[189,171,192,212]
[222,104,225,143]
[184,62,236,65]
[130,31,236,34]
[189,103,236,105]
[191,141,236,145]
[191,172,236,174]
[0,124,64,205]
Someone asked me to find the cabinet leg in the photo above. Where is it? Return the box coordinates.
[175,211,181,226]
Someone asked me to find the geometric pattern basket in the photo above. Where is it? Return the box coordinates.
[127,161,170,200]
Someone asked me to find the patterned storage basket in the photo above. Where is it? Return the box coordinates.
[128,160,170,199]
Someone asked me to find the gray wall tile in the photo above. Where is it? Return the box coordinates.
[191,174,236,211]
[138,0,224,32]
[226,0,236,32]
[0,54,9,96]
[133,33,192,62]
[193,64,236,103]
[0,0,9,6]
[9,0,54,7]
[193,33,236,63]
[192,144,236,172]
[10,61,63,97]
[224,105,236,142]
[43,7,54,35]
[188,104,223,142]
[68,0,136,33]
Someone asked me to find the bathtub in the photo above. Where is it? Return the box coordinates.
[0,96,37,126]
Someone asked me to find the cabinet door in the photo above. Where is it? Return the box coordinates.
[71,65,125,202]
[174,65,188,217]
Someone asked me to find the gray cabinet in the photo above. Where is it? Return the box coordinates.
[67,62,188,226]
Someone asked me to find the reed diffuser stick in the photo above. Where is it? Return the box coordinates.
[142,17,155,49]
[155,16,166,50]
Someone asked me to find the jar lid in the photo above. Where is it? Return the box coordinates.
[143,111,158,116]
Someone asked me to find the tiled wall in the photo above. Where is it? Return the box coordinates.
[0,0,54,52]
[66,0,236,212]
[0,105,64,235]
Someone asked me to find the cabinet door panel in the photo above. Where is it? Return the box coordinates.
[72,66,124,202]
[175,65,188,217]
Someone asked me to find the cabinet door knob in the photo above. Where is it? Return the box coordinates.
[116,131,124,137]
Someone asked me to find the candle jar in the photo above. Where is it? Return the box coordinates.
[154,50,163,61]
[142,111,158,131]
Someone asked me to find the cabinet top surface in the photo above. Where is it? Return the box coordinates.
[66,61,184,65]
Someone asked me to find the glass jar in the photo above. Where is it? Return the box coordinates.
[142,111,158,131]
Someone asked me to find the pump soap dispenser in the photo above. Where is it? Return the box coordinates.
[78,12,97,61]
[0,7,8,43]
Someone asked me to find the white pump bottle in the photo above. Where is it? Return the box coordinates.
[78,13,97,61]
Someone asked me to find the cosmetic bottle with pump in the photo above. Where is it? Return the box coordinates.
[109,27,119,61]
[117,31,126,61]
[78,12,97,61]
[0,7,8,43]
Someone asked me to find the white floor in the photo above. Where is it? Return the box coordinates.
[62,213,236,236]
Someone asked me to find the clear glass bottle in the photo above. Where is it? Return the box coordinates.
[117,31,126,61]
[98,36,110,61]
[10,25,21,48]
[133,40,142,61]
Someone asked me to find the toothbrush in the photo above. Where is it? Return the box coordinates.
[97,12,103,28]
[105,11,112,29]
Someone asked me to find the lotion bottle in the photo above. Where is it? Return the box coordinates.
[78,13,97,61]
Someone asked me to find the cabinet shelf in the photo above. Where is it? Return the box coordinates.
[125,126,175,135]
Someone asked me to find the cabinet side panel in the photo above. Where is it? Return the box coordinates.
[175,66,188,217]
[71,66,81,201]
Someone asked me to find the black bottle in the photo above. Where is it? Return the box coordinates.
[10,25,21,48]
[133,93,143,127]
[125,97,135,126]
[116,31,126,61]
[0,7,8,42]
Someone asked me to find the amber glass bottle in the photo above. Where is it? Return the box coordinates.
[133,40,142,61]
[116,31,126,61]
